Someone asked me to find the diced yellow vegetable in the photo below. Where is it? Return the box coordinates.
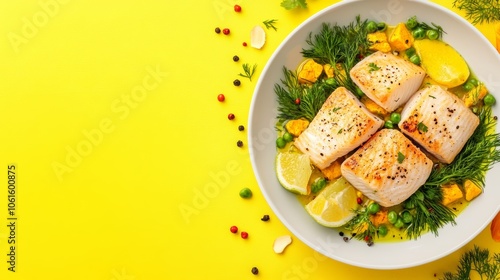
[441,184,463,206]
[388,23,414,51]
[323,64,335,78]
[463,179,482,201]
[463,84,488,107]
[370,210,388,227]
[285,119,309,137]
[361,96,388,116]
[297,59,323,84]
[367,31,392,53]
[320,159,342,181]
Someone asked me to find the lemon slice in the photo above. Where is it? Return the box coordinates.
[276,152,312,195]
[305,177,358,227]
[413,39,470,88]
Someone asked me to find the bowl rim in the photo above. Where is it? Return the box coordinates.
[249,0,500,269]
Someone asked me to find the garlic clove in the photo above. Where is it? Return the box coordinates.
[273,235,292,253]
[250,26,266,49]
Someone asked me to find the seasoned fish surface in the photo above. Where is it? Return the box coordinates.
[341,129,433,207]
[399,85,479,164]
[294,87,384,169]
[350,51,426,112]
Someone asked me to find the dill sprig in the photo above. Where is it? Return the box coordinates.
[275,67,335,122]
[344,208,377,242]
[452,0,500,25]
[301,16,371,94]
[441,246,500,280]
[404,105,500,239]
[238,63,257,81]
[263,19,278,31]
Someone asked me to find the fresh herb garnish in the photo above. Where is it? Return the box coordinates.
[239,63,257,81]
[452,0,500,25]
[263,19,278,31]
[275,67,335,122]
[417,122,428,133]
[397,152,405,163]
[332,107,341,113]
[441,246,500,280]
[368,62,380,72]
[280,0,307,10]
[301,16,371,94]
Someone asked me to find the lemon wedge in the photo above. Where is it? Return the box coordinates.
[275,152,312,195]
[305,177,358,227]
[413,39,470,88]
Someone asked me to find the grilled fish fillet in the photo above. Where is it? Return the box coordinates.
[350,51,426,112]
[398,85,479,164]
[341,129,433,207]
[294,87,384,169]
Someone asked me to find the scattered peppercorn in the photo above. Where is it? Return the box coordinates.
[233,79,241,86]
[228,113,235,120]
[251,267,259,275]
[367,241,374,247]
[234,5,242,12]
[343,236,349,242]
[215,27,221,34]
[217,94,225,102]
[295,98,300,105]
[237,140,243,147]
[356,197,363,205]
[261,214,270,221]
[243,42,247,47]
[233,55,239,62]
[241,231,249,239]
[339,231,344,237]
[223,28,230,35]
[230,226,238,233]
[238,125,245,131]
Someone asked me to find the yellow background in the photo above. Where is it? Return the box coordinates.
[0,0,498,279]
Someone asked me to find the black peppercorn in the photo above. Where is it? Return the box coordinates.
[261,215,270,221]
[237,140,243,147]
[215,27,221,34]
[233,79,241,86]
[233,55,239,62]
[251,267,259,275]
[238,125,245,131]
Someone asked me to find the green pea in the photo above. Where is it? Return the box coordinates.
[239,188,253,199]
[378,225,388,237]
[404,200,415,209]
[412,27,426,39]
[402,211,413,223]
[484,94,496,106]
[410,54,421,65]
[390,112,401,124]
[405,47,416,57]
[283,132,294,142]
[367,202,380,214]
[325,77,337,86]
[394,217,405,228]
[384,120,394,129]
[377,22,387,31]
[388,211,398,224]
[276,137,286,149]
[366,21,378,33]
[463,82,475,91]
[426,29,439,40]
[311,177,327,193]
[469,78,479,86]
[406,17,418,30]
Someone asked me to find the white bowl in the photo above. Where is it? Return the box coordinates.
[248,0,500,269]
